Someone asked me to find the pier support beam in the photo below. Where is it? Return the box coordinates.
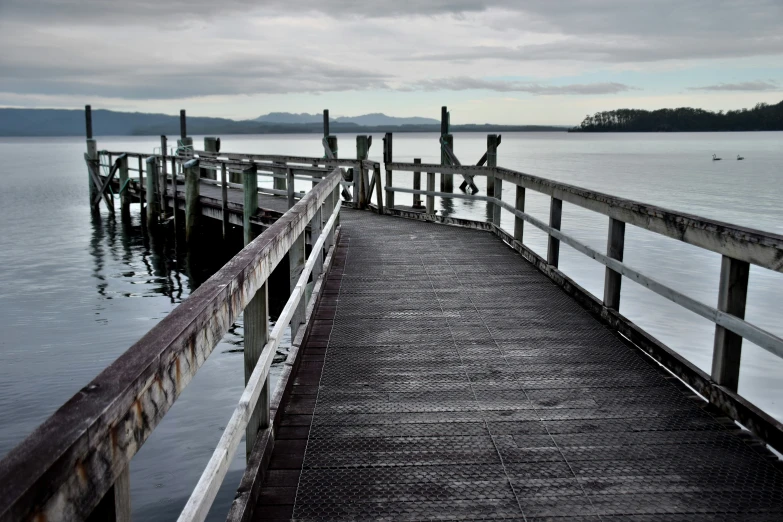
[440,106,453,192]
[487,134,502,226]
[603,218,626,311]
[711,256,750,392]
[547,197,562,267]
[184,159,200,244]
[145,157,159,228]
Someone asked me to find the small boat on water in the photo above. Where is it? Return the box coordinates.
[712,154,722,161]
[737,155,745,160]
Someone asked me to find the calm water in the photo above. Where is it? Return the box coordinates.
[0,132,781,519]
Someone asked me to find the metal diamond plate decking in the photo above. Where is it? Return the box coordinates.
[254,209,783,521]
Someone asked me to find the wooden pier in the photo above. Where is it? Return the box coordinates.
[2,106,783,521]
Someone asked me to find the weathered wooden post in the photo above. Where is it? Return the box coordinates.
[271,161,285,191]
[241,164,269,456]
[547,197,562,267]
[324,110,338,158]
[513,185,526,244]
[85,105,99,212]
[118,155,130,220]
[373,162,384,215]
[711,256,750,392]
[487,135,502,226]
[145,157,159,228]
[178,109,193,157]
[89,466,131,522]
[383,133,394,210]
[356,135,370,209]
[202,137,219,180]
[221,164,229,240]
[138,156,145,219]
[184,158,200,244]
[287,168,296,209]
[413,158,424,209]
[440,106,453,192]
[603,218,626,310]
[426,171,435,215]
[289,233,306,339]
[159,136,168,217]
[243,165,258,246]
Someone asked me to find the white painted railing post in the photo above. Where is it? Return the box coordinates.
[603,218,626,310]
[711,256,750,392]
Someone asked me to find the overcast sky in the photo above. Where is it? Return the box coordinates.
[1,0,781,125]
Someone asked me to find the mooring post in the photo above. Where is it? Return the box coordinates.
[202,137,219,180]
[356,135,370,209]
[119,154,130,220]
[184,159,200,244]
[145,157,159,228]
[547,197,562,267]
[711,256,750,392]
[426,171,435,214]
[243,165,259,246]
[85,105,98,211]
[221,164,228,240]
[603,218,626,310]
[159,136,168,217]
[440,106,453,192]
[383,133,394,210]
[412,158,423,209]
[487,135,502,226]
[514,185,526,244]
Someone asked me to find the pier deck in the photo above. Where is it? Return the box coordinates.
[255,209,783,521]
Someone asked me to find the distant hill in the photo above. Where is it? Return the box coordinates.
[570,100,783,132]
[255,112,440,126]
[0,108,564,136]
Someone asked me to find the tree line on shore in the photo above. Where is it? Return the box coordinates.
[570,100,783,132]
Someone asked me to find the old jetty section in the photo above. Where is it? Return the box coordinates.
[1,106,783,521]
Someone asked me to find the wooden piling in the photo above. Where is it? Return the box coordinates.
[221,164,229,240]
[384,133,394,210]
[373,162,384,215]
[85,105,98,209]
[487,135,502,226]
[138,156,145,219]
[356,135,370,208]
[547,197,562,267]
[119,155,130,220]
[159,136,168,216]
[711,256,750,392]
[145,157,159,227]
[440,107,453,192]
[180,110,187,139]
[243,165,259,246]
[202,137,219,180]
[272,161,285,191]
[603,218,626,310]
[513,185,525,244]
[184,160,200,244]
[287,168,296,209]
[412,158,423,209]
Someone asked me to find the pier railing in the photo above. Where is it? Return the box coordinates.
[380,138,783,453]
[0,166,343,521]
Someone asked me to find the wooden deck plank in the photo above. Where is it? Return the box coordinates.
[251,209,783,521]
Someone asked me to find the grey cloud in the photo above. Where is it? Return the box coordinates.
[407,77,635,95]
[689,81,780,92]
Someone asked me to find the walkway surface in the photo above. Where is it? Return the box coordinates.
[255,209,783,521]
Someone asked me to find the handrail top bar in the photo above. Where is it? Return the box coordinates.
[0,168,343,521]
[191,150,360,168]
[387,161,783,273]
